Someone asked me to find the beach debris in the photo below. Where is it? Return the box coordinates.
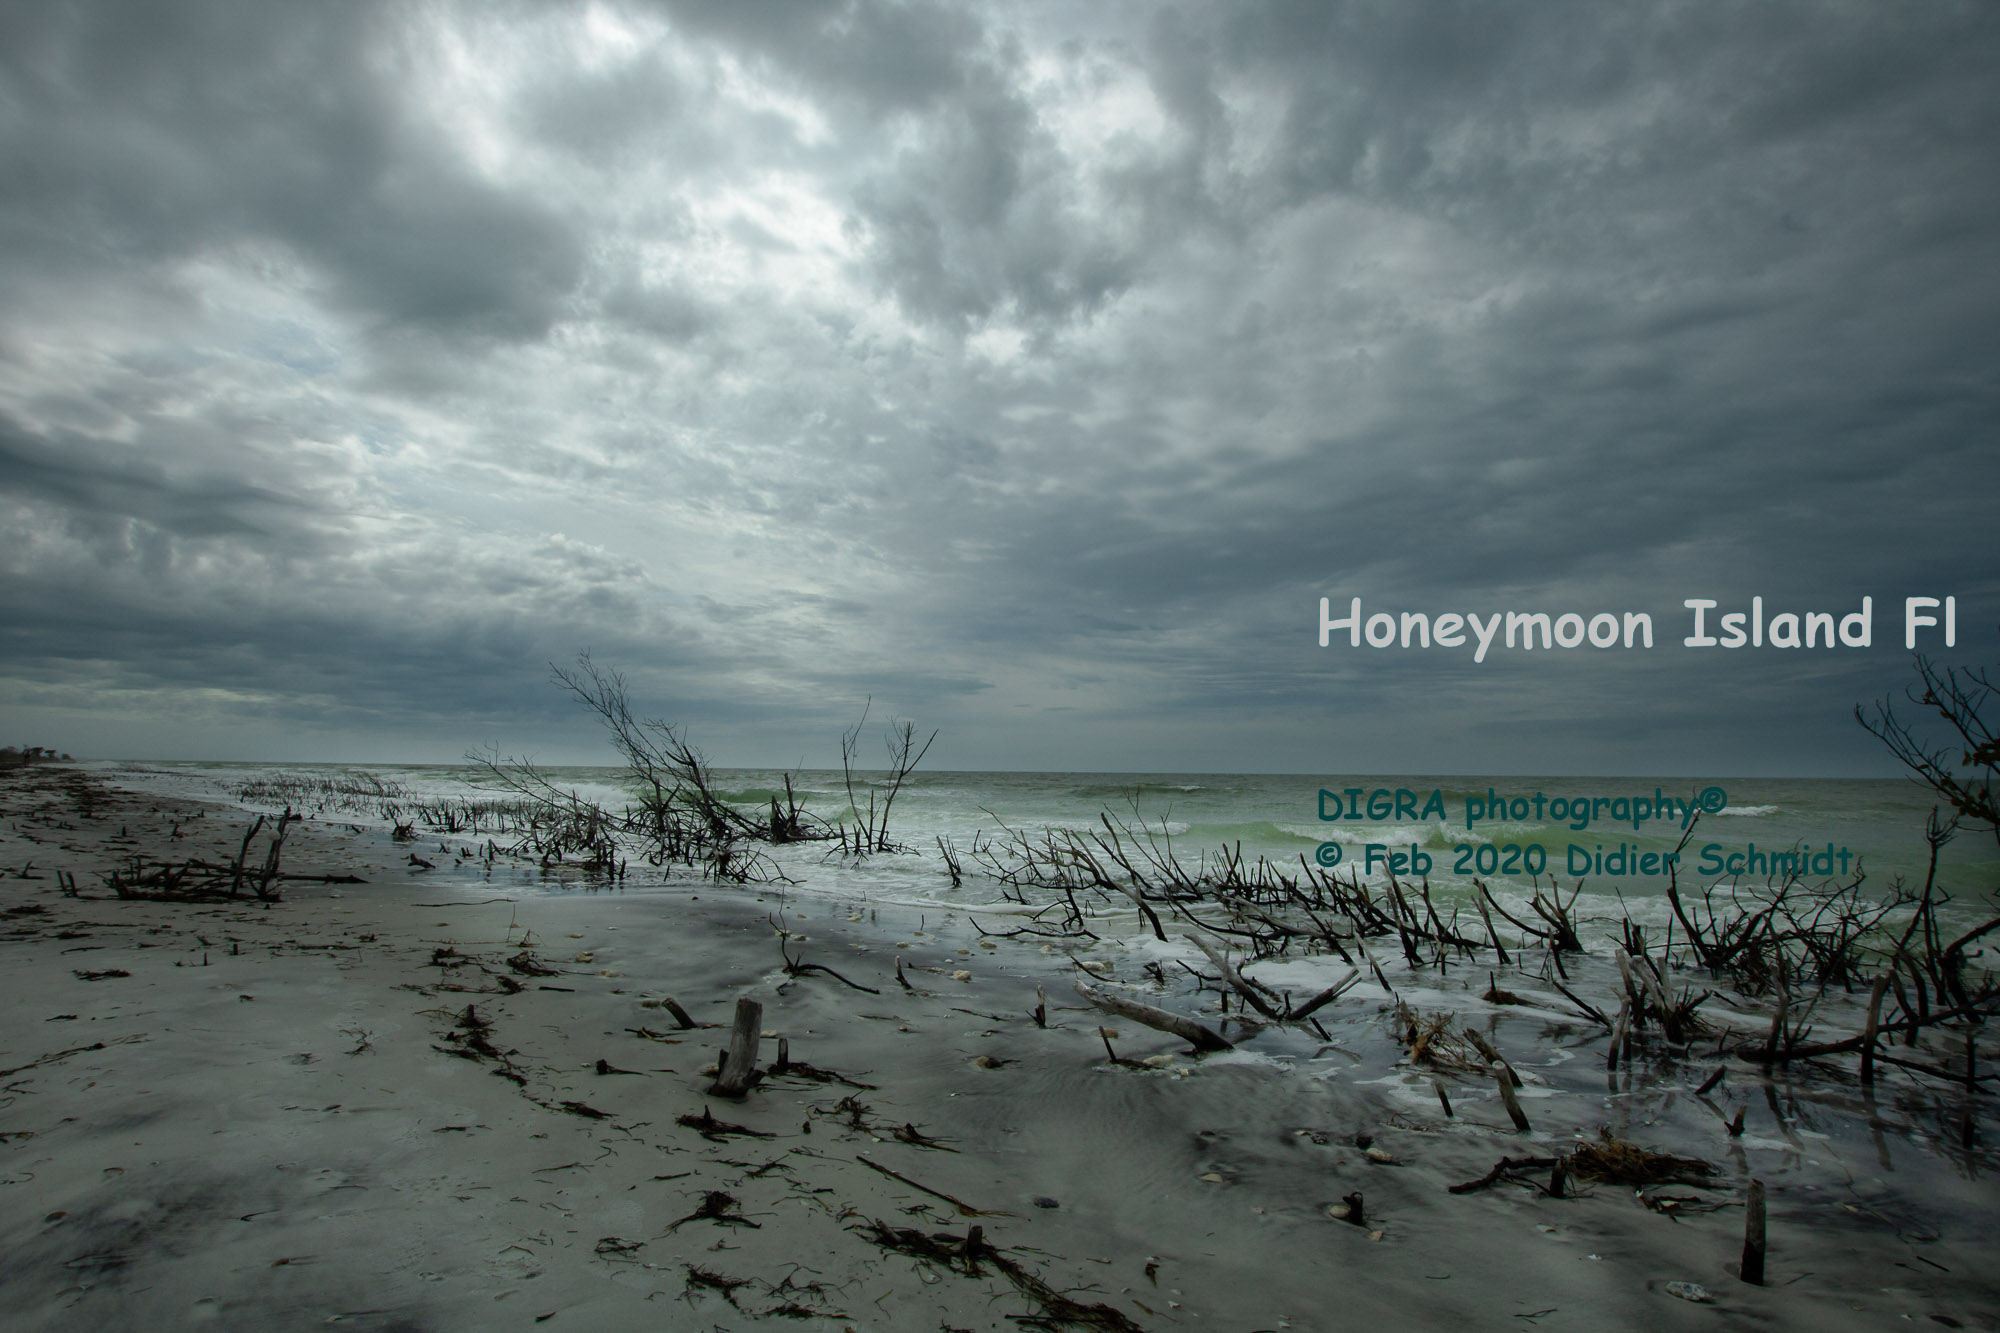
[1185,933,1291,1021]
[71,968,130,981]
[1496,1069,1532,1133]
[1464,1028,1523,1086]
[593,1058,643,1076]
[850,1219,1144,1332]
[0,1038,125,1079]
[1859,972,1891,1086]
[821,1093,879,1134]
[1565,1132,1715,1188]
[685,1269,848,1322]
[1663,1281,1714,1303]
[677,1106,774,1142]
[893,1121,958,1152]
[1740,1179,1766,1285]
[777,936,881,994]
[682,1265,754,1309]
[430,1003,530,1085]
[666,1189,760,1231]
[764,1041,876,1090]
[1452,1132,1716,1203]
[639,995,699,1028]
[1447,1155,1562,1195]
[102,810,296,902]
[1639,1190,1725,1217]
[856,1154,1010,1217]
[437,1003,503,1059]
[1097,1027,1132,1066]
[1073,978,1232,1053]
[506,950,561,977]
[707,996,764,1097]
[1392,1006,1481,1071]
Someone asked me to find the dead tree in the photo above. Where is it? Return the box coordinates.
[837,700,936,854]
[1858,652,1999,852]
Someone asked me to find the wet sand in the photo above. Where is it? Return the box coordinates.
[1,763,1996,1330]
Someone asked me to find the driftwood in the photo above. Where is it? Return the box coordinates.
[1183,932,1361,1026]
[779,938,881,994]
[1073,979,1232,1052]
[707,997,763,1097]
[105,811,298,903]
[1496,1069,1532,1132]
[1448,1155,1560,1194]
[1741,1179,1767,1284]
[856,1154,1010,1218]
[640,995,698,1029]
[1187,933,1283,1019]
[1733,992,2000,1067]
[1465,1029,1522,1087]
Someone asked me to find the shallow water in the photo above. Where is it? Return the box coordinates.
[107,761,2000,933]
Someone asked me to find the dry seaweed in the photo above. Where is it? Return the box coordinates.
[677,1106,775,1142]
[666,1190,760,1231]
[851,1219,1144,1331]
[1564,1131,1715,1188]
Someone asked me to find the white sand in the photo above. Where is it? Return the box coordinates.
[2,764,1995,1330]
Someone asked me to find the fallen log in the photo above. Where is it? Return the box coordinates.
[1186,933,1283,1019]
[1073,979,1232,1052]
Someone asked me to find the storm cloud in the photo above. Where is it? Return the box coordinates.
[2,1,1994,772]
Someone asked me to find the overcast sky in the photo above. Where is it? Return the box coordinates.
[2,1,1995,775]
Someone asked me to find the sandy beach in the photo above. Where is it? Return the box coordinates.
[2,762,1996,1331]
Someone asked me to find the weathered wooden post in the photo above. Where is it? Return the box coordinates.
[707,997,763,1097]
[1740,1179,1767,1285]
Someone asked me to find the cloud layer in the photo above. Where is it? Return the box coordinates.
[3,1,1995,772]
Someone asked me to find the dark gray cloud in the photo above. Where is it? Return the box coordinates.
[0,0,584,339]
[1,0,1994,772]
